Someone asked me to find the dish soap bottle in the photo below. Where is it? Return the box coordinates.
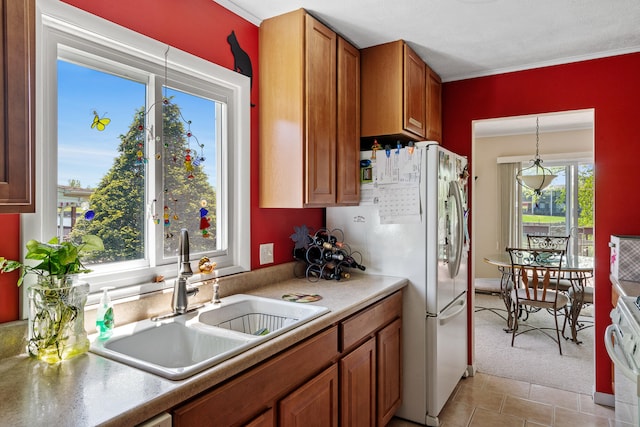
[96,287,115,340]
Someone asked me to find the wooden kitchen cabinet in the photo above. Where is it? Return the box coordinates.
[340,291,403,426]
[340,337,376,426]
[172,291,403,426]
[361,40,426,141]
[336,36,360,205]
[259,9,360,208]
[245,409,275,427]
[172,327,339,426]
[279,364,339,427]
[377,318,402,426]
[0,0,35,213]
[426,65,442,142]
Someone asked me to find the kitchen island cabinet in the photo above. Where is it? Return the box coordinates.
[0,0,35,212]
[259,9,360,208]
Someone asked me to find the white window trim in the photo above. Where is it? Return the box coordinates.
[24,0,250,314]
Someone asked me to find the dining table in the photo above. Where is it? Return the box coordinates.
[482,252,595,343]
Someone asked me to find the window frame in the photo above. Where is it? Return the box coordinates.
[26,0,250,312]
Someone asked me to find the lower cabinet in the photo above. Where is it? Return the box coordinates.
[171,291,402,426]
[340,291,403,426]
[245,408,275,427]
[340,337,376,426]
[377,318,402,426]
[279,364,339,427]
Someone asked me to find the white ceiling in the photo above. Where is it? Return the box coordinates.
[473,110,594,138]
[216,0,640,83]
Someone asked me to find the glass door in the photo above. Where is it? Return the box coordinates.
[520,160,594,259]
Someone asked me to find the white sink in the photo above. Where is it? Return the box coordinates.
[195,294,329,337]
[90,294,329,380]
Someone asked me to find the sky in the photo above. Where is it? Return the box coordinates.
[57,60,217,189]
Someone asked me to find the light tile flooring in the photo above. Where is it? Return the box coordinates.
[389,372,618,426]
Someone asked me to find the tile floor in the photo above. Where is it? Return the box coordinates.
[388,372,620,426]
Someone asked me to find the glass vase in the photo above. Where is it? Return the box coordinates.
[27,276,90,363]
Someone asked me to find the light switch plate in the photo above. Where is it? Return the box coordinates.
[260,243,274,265]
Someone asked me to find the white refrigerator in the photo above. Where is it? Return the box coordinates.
[326,142,469,426]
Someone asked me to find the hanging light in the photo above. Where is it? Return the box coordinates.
[516,117,557,197]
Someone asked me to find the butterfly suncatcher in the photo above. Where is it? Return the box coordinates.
[91,111,111,131]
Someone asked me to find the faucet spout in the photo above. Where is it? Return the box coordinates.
[178,228,193,278]
[172,228,198,314]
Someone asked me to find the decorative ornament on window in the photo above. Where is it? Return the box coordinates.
[90,110,111,131]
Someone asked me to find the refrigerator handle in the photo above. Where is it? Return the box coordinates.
[438,297,466,325]
[449,180,464,278]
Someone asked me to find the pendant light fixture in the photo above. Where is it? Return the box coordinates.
[516,117,557,197]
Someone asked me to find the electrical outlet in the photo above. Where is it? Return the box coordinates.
[259,243,274,265]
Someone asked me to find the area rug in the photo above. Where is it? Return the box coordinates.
[473,292,594,395]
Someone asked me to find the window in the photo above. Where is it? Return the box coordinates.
[30,3,250,304]
[519,160,594,258]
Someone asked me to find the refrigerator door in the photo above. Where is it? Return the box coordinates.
[430,145,467,314]
[426,291,468,424]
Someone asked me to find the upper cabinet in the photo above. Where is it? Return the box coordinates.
[336,37,360,206]
[426,65,442,142]
[0,0,35,213]
[259,9,360,208]
[361,40,442,144]
[402,44,426,138]
[361,40,425,141]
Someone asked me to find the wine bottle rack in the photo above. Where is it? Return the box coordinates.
[292,227,366,282]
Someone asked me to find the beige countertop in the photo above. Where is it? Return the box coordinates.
[0,273,407,427]
[611,274,640,297]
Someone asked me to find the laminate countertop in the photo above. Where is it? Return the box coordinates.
[0,273,407,427]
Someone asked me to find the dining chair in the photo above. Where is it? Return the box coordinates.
[527,234,572,292]
[507,247,570,355]
[527,234,594,343]
[526,234,570,251]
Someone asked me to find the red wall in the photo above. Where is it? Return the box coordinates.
[0,1,323,322]
[0,215,20,323]
[443,52,640,396]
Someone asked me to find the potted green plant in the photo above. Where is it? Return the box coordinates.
[0,235,104,363]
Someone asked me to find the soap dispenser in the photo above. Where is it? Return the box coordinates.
[96,287,115,340]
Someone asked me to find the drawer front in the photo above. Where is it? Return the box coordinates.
[341,291,402,351]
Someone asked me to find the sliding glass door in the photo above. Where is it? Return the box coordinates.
[520,160,594,258]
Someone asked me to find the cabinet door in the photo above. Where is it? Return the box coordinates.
[426,66,442,142]
[340,337,376,426]
[0,0,35,212]
[279,364,339,427]
[305,14,336,207]
[245,408,275,427]
[377,318,402,426]
[336,37,360,206]
[403,44,426,138]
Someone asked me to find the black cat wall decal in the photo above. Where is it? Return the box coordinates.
[227,30,255,107]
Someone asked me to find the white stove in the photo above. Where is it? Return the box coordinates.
[606,296,640,425]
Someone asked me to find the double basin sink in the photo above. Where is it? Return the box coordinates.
[90,294,330,380]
